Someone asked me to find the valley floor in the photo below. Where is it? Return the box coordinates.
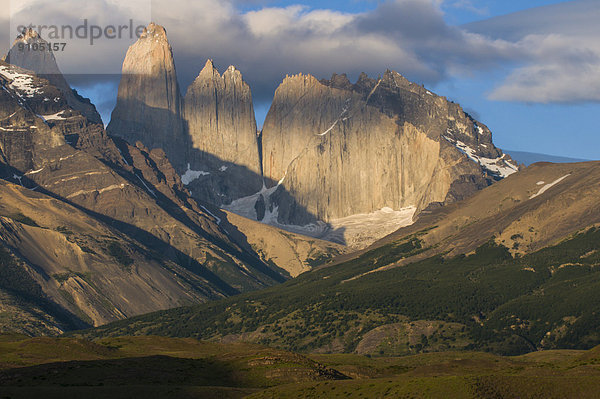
[0,335,599,398]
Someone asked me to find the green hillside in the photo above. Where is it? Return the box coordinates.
[78,226,600,356]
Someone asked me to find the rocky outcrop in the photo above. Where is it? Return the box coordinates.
[183,60,263,204]
[107,23,186,164]
[259,71,517,225]
[185,61,259,172]
[109,24,263,205]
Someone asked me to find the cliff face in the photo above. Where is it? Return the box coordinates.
[183,60,263,204]
[107,23,186,164]
[109,25,262,204]
[106,23,516,247]
[184,60,260,176]
[260,71,517,225]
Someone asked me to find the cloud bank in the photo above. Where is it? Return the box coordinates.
[465,0,600,103]
[1,0,598,105]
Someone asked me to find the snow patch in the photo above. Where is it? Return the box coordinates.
[323,206,417,249]
[443,136,518,178]
[316,99,351,136]
[181,163,209,185]
[39,111,67,121]
[25,167,44,175]
[530,174,570,199]
[254,206,417,249]
[12,174,23,186]
[117,148,129,166]
[225,186,416,249]
[135,174,156,198]
[0,65,42,98]
[224,181,281,220]
[473,122,484,135]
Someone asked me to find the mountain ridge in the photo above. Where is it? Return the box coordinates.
[0,30,342,335]
[108,22,518,248]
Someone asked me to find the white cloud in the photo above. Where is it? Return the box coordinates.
[2,0,598,105]
[490,35,600,103]
[3,0,152,74]
[1,0,518,97]
[490,62,600,103]
[466,0,600,103]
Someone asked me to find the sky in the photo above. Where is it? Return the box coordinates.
[1,0,598,160]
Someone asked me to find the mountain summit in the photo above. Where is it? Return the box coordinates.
[258,70,518,228]
[184,59,262,194]
[108,24,263,204]
[108,23,518,247]
[4,28,102,124]
[107,23,185,158]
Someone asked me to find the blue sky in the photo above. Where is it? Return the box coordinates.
[239,0,565,13]
[35,0,597,160]
[239,0,569,23]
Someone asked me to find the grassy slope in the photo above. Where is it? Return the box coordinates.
[252,347,600,398]
[78,225,600,356]
[0,335,346,398]
[0,335,599,398]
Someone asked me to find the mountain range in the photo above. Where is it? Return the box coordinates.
[83,160,600,356]
[507,150,590,165]
[0,27,341,335]
[108,23,518,248]
[0,22,598,362]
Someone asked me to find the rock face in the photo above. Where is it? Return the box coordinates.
[184,60,261,175]
[183,60,263,204]
[260,71,518,225]
[109,24,263,204]
[107,23,186,163]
